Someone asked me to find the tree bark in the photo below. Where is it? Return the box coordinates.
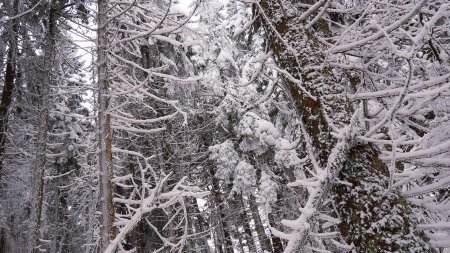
[258,1,431,252]
[0,1,19,251]
[248,195,272,252]
[97,0,115,250]
[239,198,257,252]
[0,42,16,180]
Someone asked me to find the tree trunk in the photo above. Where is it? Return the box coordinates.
[239,198,257,252]
[97,0,115,250]
[267,199,284,252]
[236,226,245,253]
[0,40,16,180]
[32,1,57,252]
[248,195,272,252]
[258,1,431,252]
[209,167,233,253]
[0,1,19,251]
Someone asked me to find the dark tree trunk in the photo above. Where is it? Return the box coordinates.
[239,198,256,252]
[0,1,18,251]
[267,199,284,252]
[0,0,18,184]
[248,195,272,252]
[0,47,15,179]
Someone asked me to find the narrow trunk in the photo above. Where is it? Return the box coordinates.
[236,227,245,253]
[145,208,167,251]
[248,195,272,252]
[0,2,19,251]
[0,232,5,253]
[212,209,224,253]
[51,166,62,253]
[268,209,283,252]
[135,221,145,253]
[0,0,18,181]
[97,0,115,250]
[218,197,233,253]
[0,45,16,179]
[239,199,256,252]
[209,167,233,253]
[32,1,57,252]
[51,162,69,253]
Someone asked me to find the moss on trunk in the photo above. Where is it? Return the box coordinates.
[258,0,432,251]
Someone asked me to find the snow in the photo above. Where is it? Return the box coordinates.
[258,172,278,213]
[230,161,256,196]
[209,140,240,180]
[4,0,450,252]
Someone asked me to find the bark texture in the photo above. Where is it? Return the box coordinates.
[0,1,18,250]
[258,1,431,252]
[97,0,116,250]
[0,0,18,184]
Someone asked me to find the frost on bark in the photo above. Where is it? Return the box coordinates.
[258,0,431,252]
[97,0,115,249]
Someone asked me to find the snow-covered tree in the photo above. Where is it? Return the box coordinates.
[95,0,208,251]
[1,0,449,252]
[253,0,450,252]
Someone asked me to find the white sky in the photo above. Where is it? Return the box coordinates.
[173,0,196,15]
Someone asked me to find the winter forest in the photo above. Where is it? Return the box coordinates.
[1,0,450,252]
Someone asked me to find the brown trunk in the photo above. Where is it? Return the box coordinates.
[97,0,116,249]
